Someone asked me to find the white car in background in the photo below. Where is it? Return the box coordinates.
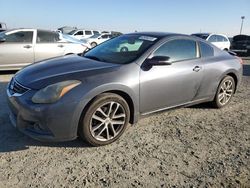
[191,33,231,50]
[68,29,100,40]
[0,28,88,70]
[83,33,114,48]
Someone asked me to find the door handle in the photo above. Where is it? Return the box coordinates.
[23,45,32,49]
[193,66,201,72]
[57,44,64,48]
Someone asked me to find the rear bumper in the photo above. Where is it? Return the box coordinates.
[231,49,248,53]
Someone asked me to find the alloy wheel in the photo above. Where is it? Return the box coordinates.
[90,101,126,141]
[218,79,234,105]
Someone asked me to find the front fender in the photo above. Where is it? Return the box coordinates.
[70,83,139,137]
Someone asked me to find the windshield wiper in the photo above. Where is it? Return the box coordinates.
[84,55,104,62]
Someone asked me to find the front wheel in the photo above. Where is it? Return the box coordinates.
[79,93,130,146]
[211,75,235,108]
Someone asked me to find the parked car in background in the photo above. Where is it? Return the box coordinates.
[7,32,242,146]
[59,33,91,49]
[191,33,230,51]
[0,22,7,32]
[57,26,77,34]
[230,35,250,56]
[68,29,100,40]
[0,29,88,70]
[83,33,114,48]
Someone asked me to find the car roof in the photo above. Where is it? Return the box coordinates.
[126,32,189,39]
[192,33,211,35]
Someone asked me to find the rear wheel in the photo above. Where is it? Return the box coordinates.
[211,75,235,108]
[91,42,97,48]
[79,93,130,146]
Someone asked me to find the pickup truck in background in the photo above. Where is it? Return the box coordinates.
[0,22,7,32]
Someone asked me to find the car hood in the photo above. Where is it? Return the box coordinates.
[15,55,120,89]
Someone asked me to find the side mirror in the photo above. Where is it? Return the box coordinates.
[146,56,171,66]
[0,38,6,43]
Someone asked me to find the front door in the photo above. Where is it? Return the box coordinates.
[34,30,65,62]
[140,38,204,114]
[0,30,34,69]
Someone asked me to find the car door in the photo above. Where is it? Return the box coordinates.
[34,30,65,62]
[218,35,230,50]
[98,34,109,44]
[0,30,34,69]
[84,30,93,39]
[73,30,84,40]
[140,38,204,113]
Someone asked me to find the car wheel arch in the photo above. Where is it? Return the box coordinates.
[226,72,238,93]
[217,71,238,93]
[76,88,137,132]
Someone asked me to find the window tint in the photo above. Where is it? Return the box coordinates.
[37,31,60,43]
[153,39,197,62]
[216,35,225,42]
[75,31,83,35]
[208,35,217,42]
[85,30,92,35]
[93,31,99,34]
[222,36,228,42]
[199,42,214,58]
[4,31,33,43]
[101,35,109,39]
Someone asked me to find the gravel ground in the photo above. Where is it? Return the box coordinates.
[0,59,249,188]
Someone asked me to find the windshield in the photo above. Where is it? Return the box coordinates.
[68,29,77,35]
[192,34,209,40]
[0,31,7,38]
[84,34,159,64]
[60,34,82,44]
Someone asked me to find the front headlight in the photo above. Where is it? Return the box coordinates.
[32,80,81,104]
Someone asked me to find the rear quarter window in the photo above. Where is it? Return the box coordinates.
[199,41,214,58]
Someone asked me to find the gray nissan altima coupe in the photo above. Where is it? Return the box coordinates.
[7,32,242,146]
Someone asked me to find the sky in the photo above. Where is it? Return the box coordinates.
[1,0,250,37]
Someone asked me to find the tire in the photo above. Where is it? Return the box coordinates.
[211,75,235,108]
[79,93,130,146]
[91,42,97,48]
[120,47,128,52]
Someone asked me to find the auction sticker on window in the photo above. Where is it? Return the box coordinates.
[139,36,157,41]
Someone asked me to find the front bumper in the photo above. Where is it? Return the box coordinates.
[7,83,81,142]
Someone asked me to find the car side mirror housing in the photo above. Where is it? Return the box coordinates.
[146,56,171,66]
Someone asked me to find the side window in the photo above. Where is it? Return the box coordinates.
[101,35,108,39]
[199,41,214,58]
[85,30,92,35]
[153,39,197,62]
[75,31,83,36]
[37,31,59,43]
[222,36,228,42]
[208,35,217,42]
[93,31,99,35]
[4,31,33,43]
[216,35,224,42]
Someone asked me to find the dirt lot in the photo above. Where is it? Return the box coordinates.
[0,59,249,188]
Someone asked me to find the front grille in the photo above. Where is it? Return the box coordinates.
[9,78,29,95]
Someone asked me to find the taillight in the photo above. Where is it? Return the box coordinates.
[236,56,244,65]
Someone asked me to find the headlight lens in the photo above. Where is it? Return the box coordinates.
[32,80,81,104]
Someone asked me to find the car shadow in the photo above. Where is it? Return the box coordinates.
[0,70,18,75]
[0,81,90,153]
